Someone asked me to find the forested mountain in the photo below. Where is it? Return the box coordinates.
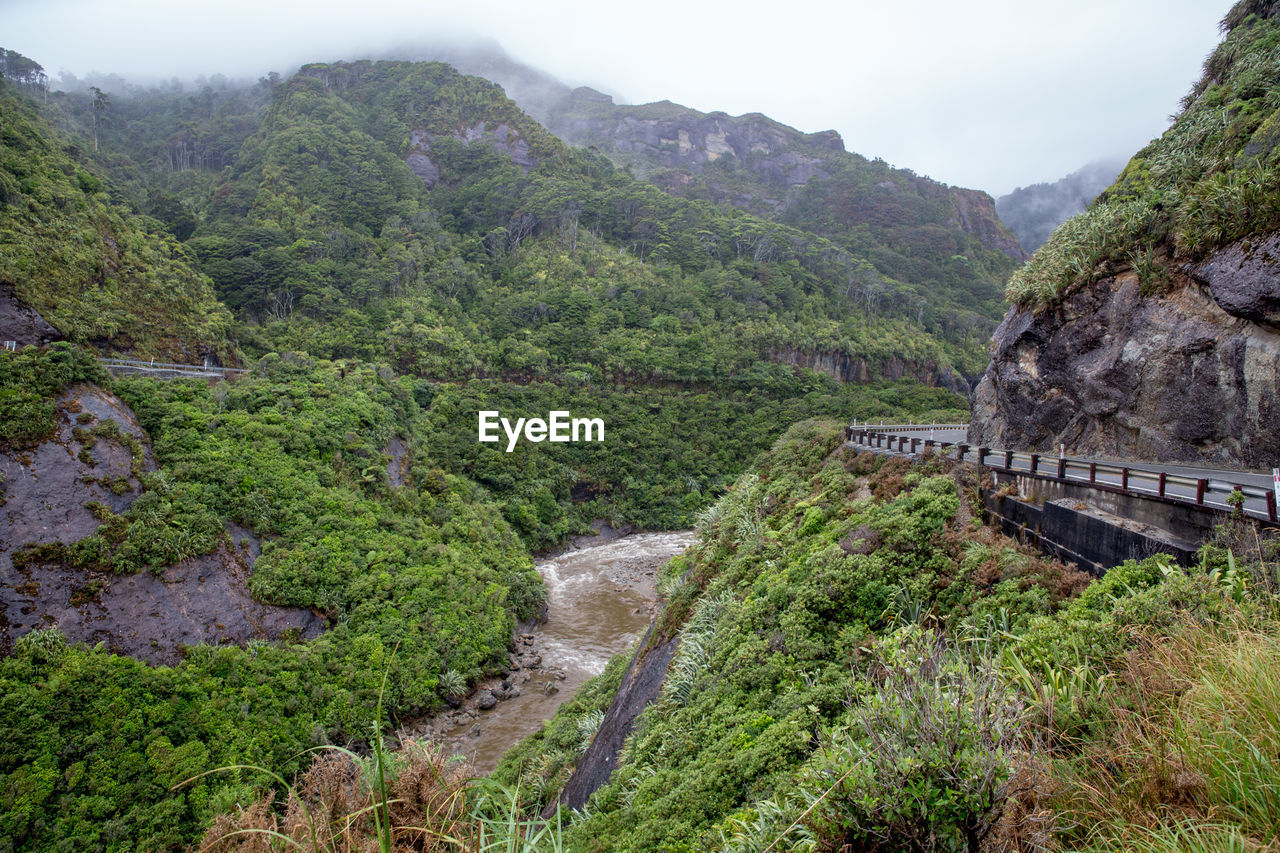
[543,86,1027,304]
[0,81,232,360]
[995,158,1125,251]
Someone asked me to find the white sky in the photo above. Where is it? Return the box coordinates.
[2,0,1233,195]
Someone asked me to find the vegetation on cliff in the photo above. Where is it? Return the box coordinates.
[1007,0,1280,309]
[1,354,546,851]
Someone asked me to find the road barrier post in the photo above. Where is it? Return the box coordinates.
[1121,468,1130,491]
[1158,472,1167,498]
[1197,479,1207,504]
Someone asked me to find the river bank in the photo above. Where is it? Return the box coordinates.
[403,527,695,773]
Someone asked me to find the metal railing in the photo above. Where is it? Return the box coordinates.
[846,424,1279,524]
[97,357,246,378]
[853,420,968,433]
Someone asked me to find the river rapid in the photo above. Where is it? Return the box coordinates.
[408,529,695,773]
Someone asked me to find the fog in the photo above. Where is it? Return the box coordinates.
[2,0,1233,194]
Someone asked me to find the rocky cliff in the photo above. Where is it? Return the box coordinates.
[544,87,1026,266]
[972,3,1280,470]
[968,235,1280,469]
[0,382,322,663]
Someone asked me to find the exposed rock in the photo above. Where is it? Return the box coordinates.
[406,122,538,188]
[383,436,408,488]
[476,690,498,711]
[767,346,972,395]
[968,256,1280,469]
[1190,233,1280,329]
[0,283,60,348]
[1,383,322,663]
[949,188,1029,263]
[547,626,680,814]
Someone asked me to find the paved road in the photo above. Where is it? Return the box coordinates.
[850,424,1276,521]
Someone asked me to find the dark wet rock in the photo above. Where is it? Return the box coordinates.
[969,255,1280,469]
[0,283,60,348]
[1191,233,1280,329]
[476,690,498,711]
[1,383,322,663]
[547,625,679,814]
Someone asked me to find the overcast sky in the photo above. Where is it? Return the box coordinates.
[3,0,1234,195]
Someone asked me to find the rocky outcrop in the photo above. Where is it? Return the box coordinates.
[1190,232,1280,329]
[949,188,1029,263]
[968,244,1280,469]
[406,122,539,187]
[767,347,972,395]
[546,626,679,814]
[546,88,839,207]
[0,283,60,348]
[1,383,322,663]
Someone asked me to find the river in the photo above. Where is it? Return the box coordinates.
[409,529,695,773]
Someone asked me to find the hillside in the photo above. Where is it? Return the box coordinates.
[970,0,1280,469]
[0,76,233,361]
[488,422,1280,853]
[0,51,983,851]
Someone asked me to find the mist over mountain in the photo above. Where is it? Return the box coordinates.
[995,158,1127,251]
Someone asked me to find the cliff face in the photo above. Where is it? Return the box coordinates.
[0,382,322,662]
[968,234,1280,468]
[971,4,1280,470]
[949,187,1028,263]
[548,88,842,203]
[767,346,972,395]
[546,88,1026,265]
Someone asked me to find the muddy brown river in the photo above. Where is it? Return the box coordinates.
[410,530,694,773]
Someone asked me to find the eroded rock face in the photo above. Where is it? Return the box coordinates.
[407,122,537,187]
[0,283,60,347]
[1190,233,1280,329]
[1,383,323,663]
[767,346,972,395]
[968,260,1280,469]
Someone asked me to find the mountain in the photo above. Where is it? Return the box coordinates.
[970,0,1280,469]
[995,158,1126,251]
[541,86,1026,315]
[0,72,233,361]
[374,42,1025,323]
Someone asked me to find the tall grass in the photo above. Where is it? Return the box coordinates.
[1175,630,1280,839]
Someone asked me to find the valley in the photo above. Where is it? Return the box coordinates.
[3,3,1280,850]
